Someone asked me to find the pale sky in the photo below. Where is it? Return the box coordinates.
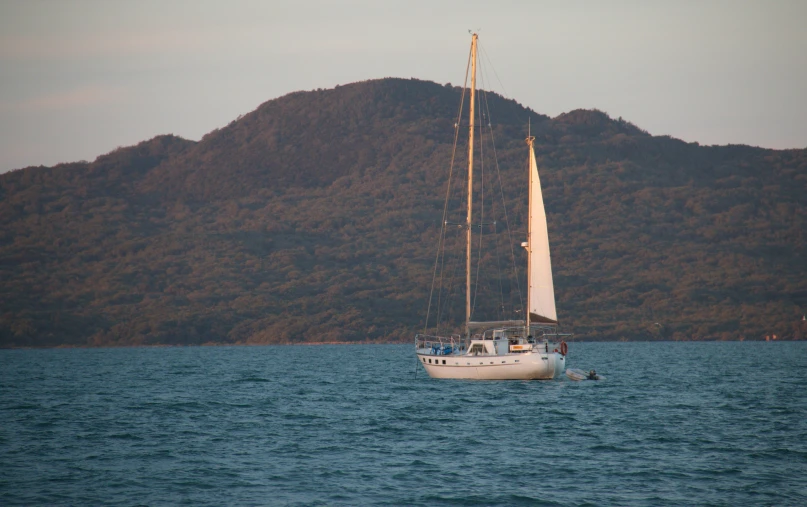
[1,0,805,172]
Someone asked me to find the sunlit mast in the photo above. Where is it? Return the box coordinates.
[465,33,478,339]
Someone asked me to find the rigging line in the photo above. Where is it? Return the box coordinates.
[471,67,487,318]
[486,178,507,322]
[435,94,472,332]
[424,44,472,334]
[494,223,506,320]
[482,131,507,319]
[479,66,524,318]
[478,43,511,112]
[475,66,508,322]
[434,226,456,331]
[437,100,471,333]
[434,217,448,331]
[483,108,507,321]
[438,227,464,331]
[437,221,465,330]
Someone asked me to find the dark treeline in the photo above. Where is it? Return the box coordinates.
[1,78,805,347]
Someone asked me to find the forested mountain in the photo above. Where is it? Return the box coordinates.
[1,78,805,347]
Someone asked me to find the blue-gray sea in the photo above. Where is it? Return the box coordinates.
[1,342,806,506]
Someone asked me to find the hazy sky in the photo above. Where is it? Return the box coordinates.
[1,0,805,172]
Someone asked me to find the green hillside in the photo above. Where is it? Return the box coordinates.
[1,78,805,347]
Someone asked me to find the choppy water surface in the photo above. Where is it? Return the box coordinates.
[2,342,806,505]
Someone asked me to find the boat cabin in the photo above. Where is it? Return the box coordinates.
[469,325,564,354]
[466,338,509,356]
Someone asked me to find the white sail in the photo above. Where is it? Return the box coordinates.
[527,139,557,324]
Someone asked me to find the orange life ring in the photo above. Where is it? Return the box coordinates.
[560,341,568,356]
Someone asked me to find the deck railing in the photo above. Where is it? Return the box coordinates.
[415,334,462,355]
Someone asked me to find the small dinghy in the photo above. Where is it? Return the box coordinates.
[566,368,605,381]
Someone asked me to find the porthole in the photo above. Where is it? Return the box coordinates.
[428,359,432,364]
[422,358,426,362]
[442,360,446,365]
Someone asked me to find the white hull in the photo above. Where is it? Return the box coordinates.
[417,350,565,380]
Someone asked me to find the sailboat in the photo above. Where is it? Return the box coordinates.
[415,33,568,380]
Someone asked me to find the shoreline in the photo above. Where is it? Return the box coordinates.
[1,338,803,350]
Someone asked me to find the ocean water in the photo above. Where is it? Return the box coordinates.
[1,342,806,506]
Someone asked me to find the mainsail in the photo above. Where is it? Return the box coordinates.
[526,137,557,325]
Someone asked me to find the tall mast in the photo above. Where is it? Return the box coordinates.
[525,133,535,332]
[465,33,478,338]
